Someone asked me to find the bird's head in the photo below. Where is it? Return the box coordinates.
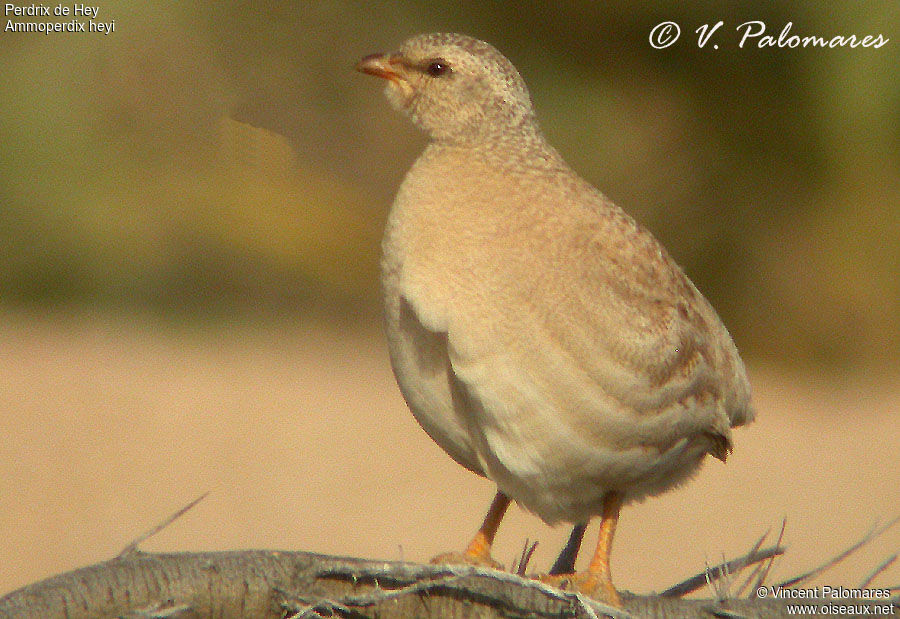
[356,33,537,144]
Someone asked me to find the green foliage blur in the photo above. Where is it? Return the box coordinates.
[1,1,898,369]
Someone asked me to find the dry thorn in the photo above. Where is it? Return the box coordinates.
[736,561,765,599]
[732,525,772,597]
[704,554,732,602]
[747,517,786,596]
[857,553,897,590]
[704,558,718,601]
[661,544,785,598]
[512,538,538,576]
[118,492,209,557]
[776,514,900,588]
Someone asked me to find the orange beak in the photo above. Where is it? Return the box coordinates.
[356,53,402,81]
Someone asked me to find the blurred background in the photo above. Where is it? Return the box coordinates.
[1,0,898,600]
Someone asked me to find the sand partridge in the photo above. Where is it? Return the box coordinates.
[357,33,754,607]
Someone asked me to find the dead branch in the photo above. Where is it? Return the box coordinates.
[3,512,898,618]
[3,549,895,619]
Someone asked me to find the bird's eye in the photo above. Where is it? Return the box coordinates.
[426,60,450,77]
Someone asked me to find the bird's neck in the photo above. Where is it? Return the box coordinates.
[428,121,567,174]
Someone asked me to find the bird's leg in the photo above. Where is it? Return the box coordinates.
[430,490,510,569]
[549,522,588,575]
[463,490,510,561]
[584,491,623,606]
[539,492,623,608]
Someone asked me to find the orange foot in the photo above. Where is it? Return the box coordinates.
[539,572,623,608]
[430,491,510,571]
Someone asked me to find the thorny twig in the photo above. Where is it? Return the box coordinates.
[118,492,209,557]
[512,538,539,576]
[661,545,785,598]
[775,514,900,588]
[750,518,786,595]
[732,525,774,598]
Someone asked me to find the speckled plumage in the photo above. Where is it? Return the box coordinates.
[360,32,753,528]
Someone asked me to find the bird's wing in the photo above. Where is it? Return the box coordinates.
[433,190,751,461]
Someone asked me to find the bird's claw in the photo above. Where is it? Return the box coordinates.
[538,572,624,608]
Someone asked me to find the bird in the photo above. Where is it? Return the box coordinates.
[356,32,754,607]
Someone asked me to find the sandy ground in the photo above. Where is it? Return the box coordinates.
[1,311,897,599]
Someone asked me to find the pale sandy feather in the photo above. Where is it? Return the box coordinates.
[376,33,753,525]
